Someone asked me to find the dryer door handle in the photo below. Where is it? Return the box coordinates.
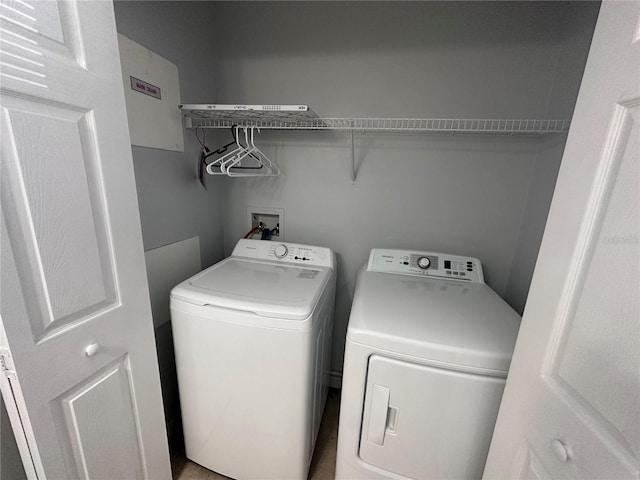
[368,384,390,446]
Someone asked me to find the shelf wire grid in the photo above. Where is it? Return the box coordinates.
[185,116,570,134]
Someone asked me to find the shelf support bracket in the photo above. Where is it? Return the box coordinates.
[350,119,356,184]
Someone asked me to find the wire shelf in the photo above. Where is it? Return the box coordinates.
[184,115,570,135]
[182,106,571,182]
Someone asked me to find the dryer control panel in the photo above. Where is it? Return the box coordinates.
[367,249,484,284]
[232,239,335,269]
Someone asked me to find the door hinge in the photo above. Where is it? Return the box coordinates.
[0,347,16,378]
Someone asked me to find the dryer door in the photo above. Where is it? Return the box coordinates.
[359,355,505,479]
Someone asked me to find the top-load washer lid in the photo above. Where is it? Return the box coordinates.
[171,240,335,322]
[171,258,332,320]
[347,249,521,375]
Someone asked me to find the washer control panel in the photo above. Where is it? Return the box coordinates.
[367,249,484,284]
[232,239,334,269]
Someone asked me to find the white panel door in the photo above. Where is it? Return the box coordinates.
[0,1,171,479]
[484,2,639,479]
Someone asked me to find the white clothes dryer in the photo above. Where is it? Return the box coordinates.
[170,239,336,480]
[336,249,520,480]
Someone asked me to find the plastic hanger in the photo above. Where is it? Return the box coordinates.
[219,127,249,172]
[200,125,279,178]
[226,127,279,177]
[207,126,246,175]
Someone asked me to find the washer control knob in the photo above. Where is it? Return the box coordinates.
[274,244,288,259]
[417,257,431,269]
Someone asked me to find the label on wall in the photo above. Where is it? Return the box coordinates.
[130,76,161,99]
[118,34,184,152]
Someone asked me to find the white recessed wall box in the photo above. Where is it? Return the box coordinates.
[247,206,284,240]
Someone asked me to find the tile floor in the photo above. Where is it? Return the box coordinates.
[171,389,341,480]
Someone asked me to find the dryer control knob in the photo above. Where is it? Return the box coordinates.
[274,244,288,259]
[417,257,431,269]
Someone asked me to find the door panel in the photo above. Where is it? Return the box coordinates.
[1,0,64,44]
[2,97,117,340]
[58,357,144,479]
[0,1,171,478]
[553,103,639,455]
[0,0,85,84]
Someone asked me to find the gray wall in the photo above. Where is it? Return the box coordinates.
[211,2,567,118]
[504,1,600,312]
[211,2,599,373]
[111,1,599,377]
[113,1,226,269]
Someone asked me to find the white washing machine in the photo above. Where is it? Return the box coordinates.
[336,249,520,480]
[170,239,336,480]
